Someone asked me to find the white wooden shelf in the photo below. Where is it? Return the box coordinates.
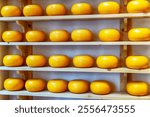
[0,90,149,100]
[0,66,150,74]
[0,41,150,46]
[0,13,150,21]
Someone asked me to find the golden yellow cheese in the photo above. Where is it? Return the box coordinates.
[71,29,93,41]
[2,31,23,42]
[73,55,94,68]
[49,55,70,68]
[46,4,67,16]
[126,56,149,69]
[3,55,24,67]
[96,56,119,69]
[128,28,150,41]
[90,80,112,95]
[4,78,24,91]
[1,5,22,17]
[127,0,150,13]
[26,30,46,42]
[26,55,47,67]
[47,79,68,93]
[49,30,70,42]
[98,29,120,42]
[68,80,89,94]
[71,3,93,15]
[23,5,43,16]
[126,81,149,96]
[25,79,46,92]
[98,2,120,14]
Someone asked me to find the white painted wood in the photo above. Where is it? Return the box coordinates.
[0,66,150,74]
[0,90,149,100]
[0,13,150,22]
[1,41,150,46]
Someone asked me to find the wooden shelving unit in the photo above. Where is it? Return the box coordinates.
[0,0,150,100]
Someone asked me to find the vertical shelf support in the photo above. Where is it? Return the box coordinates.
[16,21,33,100]
[120,0,132,92]
[15,0,33,100]
[0,0,9,100]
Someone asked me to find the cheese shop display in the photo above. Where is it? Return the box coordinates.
[0,0,150,100]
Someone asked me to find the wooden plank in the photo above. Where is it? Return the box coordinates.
[120,0,128,92]
[0,0,9,100]
[1,41,150,46]
[126,18,133,82]
[0,23,9,100]
[0,13,150,21]
[0,66,150,74]
[0,90,149,100]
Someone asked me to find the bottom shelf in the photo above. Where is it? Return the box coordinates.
[0,90,149,100]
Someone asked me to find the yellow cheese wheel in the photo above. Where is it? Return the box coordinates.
[96,56,119,69]
[68,80,90,94]
[47,79,68,93]
[49,55,70,68]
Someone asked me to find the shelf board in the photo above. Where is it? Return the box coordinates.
[0,90,149,100]
[0,41,150,46]
[0,66,150,74]
[0,13,150,21]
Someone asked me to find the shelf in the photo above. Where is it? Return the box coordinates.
[0,41,150,46]
[0,13,150,21]
[0,90,149,100]
[0,66,150,74]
